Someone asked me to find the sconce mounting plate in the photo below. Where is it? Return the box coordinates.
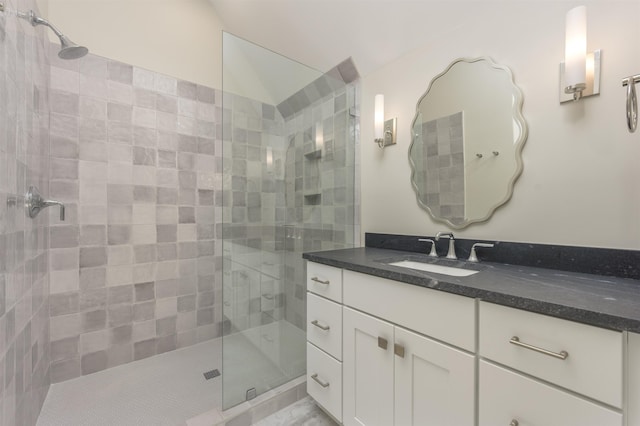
[381,118,397,147]
[559,49,601,103]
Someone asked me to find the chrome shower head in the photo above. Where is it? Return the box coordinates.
[25,10,88,60]
[58,35,88,60]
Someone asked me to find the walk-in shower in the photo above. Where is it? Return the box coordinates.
[0,1,357,420]
[221,32,359,409]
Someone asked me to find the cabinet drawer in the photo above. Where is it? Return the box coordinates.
[479,301,623,408]
[307,262,342,302]
[479,361,622,426]
[343,270,476,352]
[307,292,342,360]
[307,342,342,422]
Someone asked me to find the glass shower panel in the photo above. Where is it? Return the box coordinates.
[221,32,358,409]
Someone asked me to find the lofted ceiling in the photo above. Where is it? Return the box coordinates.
[209,0,494,78]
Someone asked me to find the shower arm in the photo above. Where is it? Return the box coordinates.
[20,10,66,39]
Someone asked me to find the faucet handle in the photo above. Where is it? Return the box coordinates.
[25,186,66,221]
[418,239,438,257]
[468,243,494,263]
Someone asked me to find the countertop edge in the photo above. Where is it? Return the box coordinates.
[303,251,640,334]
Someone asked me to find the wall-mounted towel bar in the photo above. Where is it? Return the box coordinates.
[622,74,640,133]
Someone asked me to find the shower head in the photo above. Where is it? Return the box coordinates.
[25,10,88,60]
[58,35,89,60]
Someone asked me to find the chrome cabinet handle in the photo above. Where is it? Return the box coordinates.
[311,277,330,285]
[311,320,330,331]
[510,420,519,426]
[310,373,330,388]
[394,343,405,358]
[509,336,569,360]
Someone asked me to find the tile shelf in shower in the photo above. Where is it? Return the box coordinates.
[304,150,322,160]
[303,193,322,205]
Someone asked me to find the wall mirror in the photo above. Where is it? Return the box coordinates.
[409,57,527,229]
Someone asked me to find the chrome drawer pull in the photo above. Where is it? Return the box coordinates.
[509,336,569,360]
[311,277,330,285]
[510,420,519,426]
[311,320,330,331]
[311,373,330,388]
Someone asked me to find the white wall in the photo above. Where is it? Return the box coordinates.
[46,0,222,88]
[361,1,640,250]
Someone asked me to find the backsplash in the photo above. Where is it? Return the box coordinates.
[366,233,640,281]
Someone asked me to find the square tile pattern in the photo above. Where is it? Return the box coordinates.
[0,0,53,424]
[0,3,361,422]
[47,50,222,385]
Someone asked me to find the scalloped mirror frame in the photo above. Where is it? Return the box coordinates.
[409,56,528,229]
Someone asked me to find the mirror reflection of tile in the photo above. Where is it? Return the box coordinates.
[421,111,465,225]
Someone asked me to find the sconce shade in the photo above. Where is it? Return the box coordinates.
[266,147,273,168]
[315,122,324,151]
[374,94,384,140]
[565,5,587,90]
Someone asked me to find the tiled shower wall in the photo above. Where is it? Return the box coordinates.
[46,51,221,383]
[282,80,359,330]
[221,65,360,334]
[220,93,287,334]
[0,1,52,424]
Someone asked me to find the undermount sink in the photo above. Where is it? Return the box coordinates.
[387,260,479,277]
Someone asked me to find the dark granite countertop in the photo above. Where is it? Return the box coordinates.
[303,247,640,333]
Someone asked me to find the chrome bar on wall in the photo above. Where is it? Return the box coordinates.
[622,74,640,133]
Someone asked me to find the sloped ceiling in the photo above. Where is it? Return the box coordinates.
[209,0,492,77]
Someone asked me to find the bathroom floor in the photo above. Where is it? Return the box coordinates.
[254,396,338,426]
[37,321,306,426]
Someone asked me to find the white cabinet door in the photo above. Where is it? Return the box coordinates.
[479,361,622,426]
[343,307,394,426]
[630,332,640,426]
[395,327,475,426]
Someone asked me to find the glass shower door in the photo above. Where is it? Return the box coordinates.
[221,32,358,409]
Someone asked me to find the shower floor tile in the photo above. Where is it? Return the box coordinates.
[36,320,307,426]
[37,339,223,426]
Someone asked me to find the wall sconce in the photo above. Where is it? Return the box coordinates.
[374,94,397,148]
[560,5,601,103]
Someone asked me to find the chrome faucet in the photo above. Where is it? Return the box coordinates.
[435,232,457,260]
[468,243,495,262]
[418,238,438,257]
[25,186,65,220]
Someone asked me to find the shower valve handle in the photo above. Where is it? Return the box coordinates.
[25,186,65,220]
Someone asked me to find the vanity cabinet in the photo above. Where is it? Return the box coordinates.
[479,301,623,425]
[479,361,622,426]
[630,332,640,426]
[305,260,632,426]
[306,262,344,422]
[343,307,475,426]
[342,269,476,426]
